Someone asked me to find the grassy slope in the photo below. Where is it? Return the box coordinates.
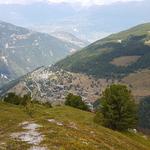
[0,102,150,150]
[56,23,150,78]
[122,69,150,98]
[100,23,150,43]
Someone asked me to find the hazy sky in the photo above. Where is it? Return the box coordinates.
[0,0,149,41]
[0,0,143,6]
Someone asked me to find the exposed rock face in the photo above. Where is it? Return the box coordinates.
[5,66,116,104]
[11,122,45,146]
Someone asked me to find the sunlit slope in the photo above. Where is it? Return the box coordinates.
[0,102,150,150]
[56,23,150,78]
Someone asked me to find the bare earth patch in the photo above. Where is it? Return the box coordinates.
[10,121,47,150]
[48,119,63,126]
[48,119,78,130]
[0,142,5,149]
[145,40,150,46]
[110,56,141,67]
[29,146,48,150]
[68,122,78,130]
[122,69,150,98]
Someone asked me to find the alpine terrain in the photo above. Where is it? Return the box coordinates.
[1,23,150,104]
[0,21,87,87]
[0,1,150,149]
[56,23,150,100]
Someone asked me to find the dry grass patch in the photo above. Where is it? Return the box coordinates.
[110,56,141,67]
[122,69,150,98]
[145,40,150,46]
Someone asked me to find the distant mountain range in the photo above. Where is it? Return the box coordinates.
[51,31,89,49]
[0,21,88,86]
[0,1,150,42]
[1,23,150,102]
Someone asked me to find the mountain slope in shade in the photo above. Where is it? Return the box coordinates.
[0,21,85,86]
[51,31,89,52]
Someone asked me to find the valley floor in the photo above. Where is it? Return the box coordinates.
[0,102,150,150]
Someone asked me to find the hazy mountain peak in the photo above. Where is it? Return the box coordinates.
[0,20,87,86]
[51,31,89,47]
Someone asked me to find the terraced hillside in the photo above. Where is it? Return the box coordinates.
[0,102,150,150]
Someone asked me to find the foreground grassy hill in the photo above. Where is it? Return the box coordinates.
[56,23,150,79]
[0,102,150,150]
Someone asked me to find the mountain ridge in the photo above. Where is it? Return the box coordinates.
[54,23,150,99]
[1,23,150,103]
[0,20,87,87]
[55,22,150,78]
